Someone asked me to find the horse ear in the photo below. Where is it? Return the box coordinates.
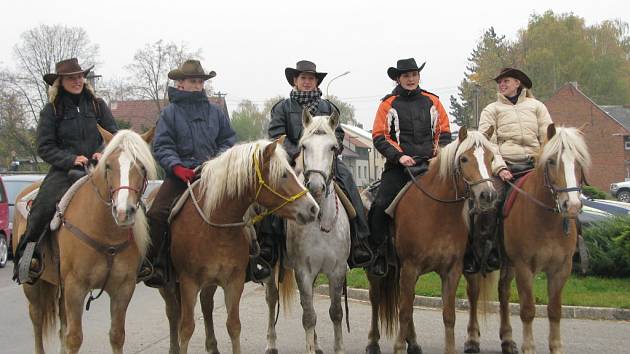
[547,123,556,140]
[98,125,114,144]
[329,109,340,129]
[577,123,588,132]
[483,125,494,139]
[263,139,279,161]
[141,126,156,144]
[458,127,468,142]
[302,108,312,127]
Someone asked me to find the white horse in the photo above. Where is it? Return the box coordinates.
[264,110,351,354]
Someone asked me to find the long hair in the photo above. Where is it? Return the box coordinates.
[538,127,591,170]
[438,130,496,179]
[48,77,99,117]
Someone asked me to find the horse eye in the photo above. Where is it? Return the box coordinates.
[105,164,111,170]
[460,156,468,163]
[548,159,556,166]
[282,172,288,178]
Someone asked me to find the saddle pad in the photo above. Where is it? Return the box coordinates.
[502,172,533,219]
[50,175,90,231]
[334,182,357,219]
[168,180,200,223]
[384,181,413,218]
[16,188,40,219]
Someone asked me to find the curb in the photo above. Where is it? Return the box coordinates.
[315,285,630,322]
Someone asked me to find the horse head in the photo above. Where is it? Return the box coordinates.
[297,109,340,202]
[95,126,157,227]
[539,124,591,218]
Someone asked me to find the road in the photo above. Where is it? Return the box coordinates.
[0,266,628,354]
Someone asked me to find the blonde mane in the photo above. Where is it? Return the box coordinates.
[199,140,292,216]
[93,129,158,181]
[300,115,338,148]
[539,127,591,169]
[438,130,496,179]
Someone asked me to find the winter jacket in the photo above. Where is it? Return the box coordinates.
[36,89,118,172]
[268,98,343,160]
[153,87,236,173]
[478,89,553,174]
[372,86,451,167]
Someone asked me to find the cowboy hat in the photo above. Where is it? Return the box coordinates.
[387,58,426,81]
[43,58,94,86]
[284,60,327,86]
[493,67,532,89]
[167,59,216,81]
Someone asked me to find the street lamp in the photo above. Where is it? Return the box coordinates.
[326,71,351,97]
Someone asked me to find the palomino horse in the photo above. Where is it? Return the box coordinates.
[159,138,319,354]
[366,128,498,354]
[464,125,591,354]
[264,111,351,354]
[13,127,156,354]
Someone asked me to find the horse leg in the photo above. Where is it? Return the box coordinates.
[62,278,88,354]
[514,264,536,354]
[546,262,571,354]
[223,277,245,354]
[108,282,135,354]
[178,275,200,354]
[366,275,382,354]
[264,274,279,354]
[23,284,46,354]
[160,286,182,354]
[328,272,346,354]
[59,286,68,354]
[499,266,518,354]
[200,285,219,354]
[464,273,480,353]
[394,262,420,354]
[441,269,462,354]
[295,271,318,354]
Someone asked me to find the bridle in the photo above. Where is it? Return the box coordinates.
[87,161,149,213]
[301,145,336,198]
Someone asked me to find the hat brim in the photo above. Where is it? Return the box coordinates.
[168,69,216,81]
[43,65,94,86]
[285,68,327,87]
[387,62,426,81]
[494,69,532,89]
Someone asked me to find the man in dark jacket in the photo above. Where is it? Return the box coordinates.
[142,60,237,287]
[14,58,118,283]
[263,60,373,269]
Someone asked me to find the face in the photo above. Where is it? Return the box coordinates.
[497,77,521,97]
[175,80,184,90]
[546,152,583,218]
[293,72,318,92]
[61,74,85,94]
[106,149,147,227]
[181,78,205,92]
[397,71,420,90]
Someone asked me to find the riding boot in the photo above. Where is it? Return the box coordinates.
[367,205,389,277]
[142,218,169,288]
[348,219,374,268]
[248,231,275,282]
[463,246,480,275]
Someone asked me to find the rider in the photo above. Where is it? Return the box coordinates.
[264,60,373,269]
[13,58,118,284]
[468,67,553,273]
[370,58,452,277]
[142,59,237,287]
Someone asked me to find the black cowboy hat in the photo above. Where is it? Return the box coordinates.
[43,58,94,86]
[168,59,216,81]
[493,67,532,89]
[387,58,426,81]
[285,60,327,86]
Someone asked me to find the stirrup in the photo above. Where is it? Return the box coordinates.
[18,242,43,285]
[248,257,272,283]
[136,260,154,283]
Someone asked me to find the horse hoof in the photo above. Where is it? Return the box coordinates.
[501,340,519,354]
[407,344,423,354]
[464,340,480,353]
[265,350,278,354]
[365,343,381,354]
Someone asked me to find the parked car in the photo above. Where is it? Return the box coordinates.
[582,193,630,216]
[0,176,10,267]
[610,180,630,202]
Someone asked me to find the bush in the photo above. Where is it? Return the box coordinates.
[583,185,609,199]
[583,216,630,277]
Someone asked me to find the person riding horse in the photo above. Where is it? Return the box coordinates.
[468,67,553,274]
[261,60,373,270]
[13,58,118,284]
[369,58,452,277]
[141,59,238,287]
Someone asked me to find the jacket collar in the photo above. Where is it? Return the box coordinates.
[497,88,528,105]
[168,86,208,104]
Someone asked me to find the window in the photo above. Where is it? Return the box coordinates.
[364,166,368,178]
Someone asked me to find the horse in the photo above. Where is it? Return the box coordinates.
[263,110,351,354]
[158,138,320,354]
[464,124,591,354]
[12,127,157,354]
[366,128,498,354]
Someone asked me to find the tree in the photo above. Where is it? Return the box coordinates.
[99,77,136,105]
[231,100,267,141]
[0,86,40,170]
[326,95,358,126]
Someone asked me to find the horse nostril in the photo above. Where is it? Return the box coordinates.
[310,205,318,216]
[562,200,569,211]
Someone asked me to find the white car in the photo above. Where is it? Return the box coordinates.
[610,181,630,202]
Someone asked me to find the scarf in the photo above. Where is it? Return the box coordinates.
[290,88,322,114]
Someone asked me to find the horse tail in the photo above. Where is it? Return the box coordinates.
[373,267,400,338]
[278,264,297,314]
[25,282,59,341]
[478,270,499,320]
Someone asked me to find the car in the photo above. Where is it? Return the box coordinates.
[0,176,10,267]
[610,180,630,202]
[582,193,630,216]
[579,205,614,227]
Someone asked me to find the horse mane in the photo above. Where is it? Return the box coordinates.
[199,140,291,217]
[93,129,158,181]
[538,127,591,169]
[299,115,338,148]
[437,130,496,179]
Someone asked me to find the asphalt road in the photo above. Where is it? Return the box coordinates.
[0,265,628,354]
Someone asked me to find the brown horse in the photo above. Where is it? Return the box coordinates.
[366,128,498,354]
[158,138,319,354]
[13,127,157,354]
[464,125,591,354]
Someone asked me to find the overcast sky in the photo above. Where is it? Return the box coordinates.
[1,0,627,129]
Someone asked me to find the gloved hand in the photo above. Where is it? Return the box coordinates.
[173,165,195,183]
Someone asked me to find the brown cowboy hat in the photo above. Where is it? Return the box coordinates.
[43,58,94,86]
[284,60,327,86]
[167,59,216,81]
[493,67,532,89]
[387,58,426,81]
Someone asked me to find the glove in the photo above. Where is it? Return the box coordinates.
[173,165,195,183]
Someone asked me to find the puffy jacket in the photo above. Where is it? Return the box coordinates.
[153,87,236,173]
[37,89,118,172]
[478,89,552,174]
[268,98,343,160]
[372,86,451,167]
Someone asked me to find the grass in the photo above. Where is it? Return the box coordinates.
[316,269,630,309]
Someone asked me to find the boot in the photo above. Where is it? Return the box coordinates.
[13,232,44,284]
[368,244,388,277]
[247,234,272,283]
[463,247,480,274]
[142,221,169,288]
[348,220,373,268]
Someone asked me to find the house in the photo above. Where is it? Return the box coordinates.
[341,124,386,186]
[545,82,630,190]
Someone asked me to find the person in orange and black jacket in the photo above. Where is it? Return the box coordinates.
[369,58,451,276]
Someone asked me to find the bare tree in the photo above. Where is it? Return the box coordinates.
[0,82,40,170]
[99,77,136,105]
